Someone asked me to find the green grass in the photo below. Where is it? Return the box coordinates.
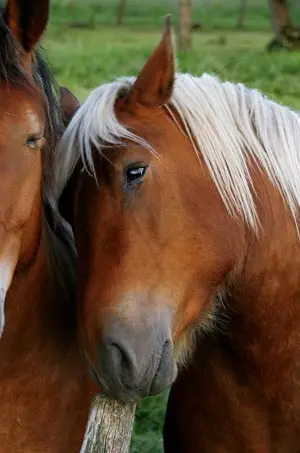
[45,0,300,109]
[43,1,300,451]
[45,25,300,108]
[49,0,300,31]
[131,391,169,453]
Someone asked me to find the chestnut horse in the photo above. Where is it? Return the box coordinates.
[0,1,96,451]
[56,18,300,451]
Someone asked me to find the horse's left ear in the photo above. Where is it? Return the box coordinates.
[58,164,80,229]
[126,15,175,108]
[58,87,81,227]
[59,87,80,128]
[4,0,49,53]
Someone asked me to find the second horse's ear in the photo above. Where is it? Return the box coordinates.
[59,87,80,128]
[58,87,81,227]
[58,163,80,229]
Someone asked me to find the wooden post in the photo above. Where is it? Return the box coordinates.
[267,0,300,51]
[178,0,192,50]
[80,394,136,453]
[67,0,75,16]
[117,0,126,26]
[268,0,292,34]
[237,0,247,29]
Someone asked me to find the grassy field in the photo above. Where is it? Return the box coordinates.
[44,1,300,451]
[45,0,300,108]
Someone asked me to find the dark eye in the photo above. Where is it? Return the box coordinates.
[125,165,147,185]
[26,135,45,150]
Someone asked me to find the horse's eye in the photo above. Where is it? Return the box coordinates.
[26,135,45,150]
[125,165,147,185]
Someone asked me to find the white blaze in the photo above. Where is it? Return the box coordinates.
[0,234,20,337]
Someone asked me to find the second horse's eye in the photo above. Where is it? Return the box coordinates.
[26,135,45,150]
[125,165,147,185]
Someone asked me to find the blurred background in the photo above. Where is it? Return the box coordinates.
[6,0,300,451]
[42,0,300,108]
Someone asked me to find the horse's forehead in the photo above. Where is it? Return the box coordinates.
[115,99,176,146]
[0,83,45,125]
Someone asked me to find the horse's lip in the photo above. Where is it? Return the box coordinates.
[80,345,110,394]
[79,343,173,402]
[80,346,142,402]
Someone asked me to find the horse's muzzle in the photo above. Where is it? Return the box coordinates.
[95,308,177,402]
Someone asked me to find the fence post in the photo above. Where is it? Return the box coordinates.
[80,394,136,453]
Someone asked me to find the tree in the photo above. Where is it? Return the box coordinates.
[267,0,300,51]
[117,0,126,26]
[269,0,292,33]
[178,0,192,50]
[237,0,247,29]
[68,0,75,14]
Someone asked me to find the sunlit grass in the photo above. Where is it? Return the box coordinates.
[45,25,300,109]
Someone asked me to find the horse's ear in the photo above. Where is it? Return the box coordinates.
[58,87,80,227]
[58,164,80,229]
[4,0,49,53]
[126,15,175,108]
[59,87,80,128]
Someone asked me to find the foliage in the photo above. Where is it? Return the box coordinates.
[43,1,300,451]
[131,391,169,453]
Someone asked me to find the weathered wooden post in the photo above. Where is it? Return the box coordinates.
[269,0,292,34]
[267,0,300,51]
[178,0,192,50]
[117,0,127,26]
[237,0,247,29]
[80,394,136,453]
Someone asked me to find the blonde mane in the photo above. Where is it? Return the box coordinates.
[53,73,300,230]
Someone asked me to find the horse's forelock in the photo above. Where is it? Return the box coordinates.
[53,77,152,201]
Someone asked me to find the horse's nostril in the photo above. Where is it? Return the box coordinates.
[107,341,137,387]
[115,344,131,371]
[109,343,122,370]
[98,315,176,401]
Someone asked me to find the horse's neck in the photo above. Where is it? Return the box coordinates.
[0,216,97,453]
[223,187,300,407]
[1,218,77,359]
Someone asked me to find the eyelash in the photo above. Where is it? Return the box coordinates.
[26,136,46,150]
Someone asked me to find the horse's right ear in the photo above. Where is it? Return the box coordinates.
[4,0,49,53]
[58,164,80,229]
[59,87,80,128]
[125,15,175,108]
